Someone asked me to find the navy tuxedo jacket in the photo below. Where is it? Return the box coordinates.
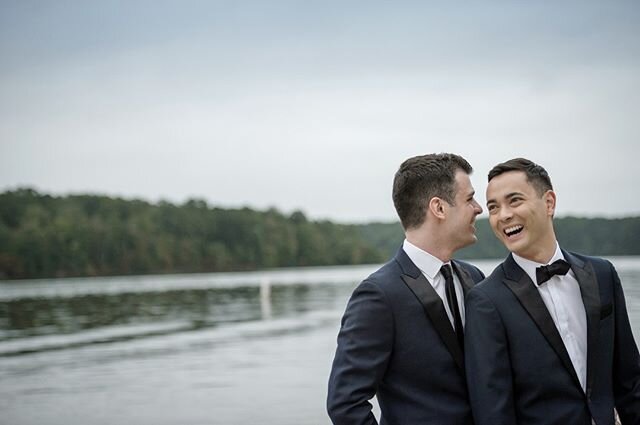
[465,251,640,425]
[327,248,485,425]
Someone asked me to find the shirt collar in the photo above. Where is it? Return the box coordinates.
[402,239,448,281]
[512,242,566,284]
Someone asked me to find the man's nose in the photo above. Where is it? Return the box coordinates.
[473,201,483,215]
[498,206,513,221]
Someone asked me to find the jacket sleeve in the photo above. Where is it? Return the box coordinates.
[327,280,393,425]
[609,262,640,424]
[465,286,517,425]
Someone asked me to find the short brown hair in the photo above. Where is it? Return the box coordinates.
[393,153,473,230]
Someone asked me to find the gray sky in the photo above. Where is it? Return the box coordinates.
[1,1,639,222]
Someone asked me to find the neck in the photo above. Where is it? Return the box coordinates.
[405,229,453,263]
[518,231,557,264]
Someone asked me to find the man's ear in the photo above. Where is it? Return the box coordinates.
[428,197,447,220]
[544,190,556,217]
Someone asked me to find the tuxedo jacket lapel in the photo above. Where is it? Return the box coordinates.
[563,250,601,397]
[501,254,583,391]
[452,261,475,297]
[396,249,464,372]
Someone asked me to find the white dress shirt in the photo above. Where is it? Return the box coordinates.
[512,243,588,391]
[403,239,466,328]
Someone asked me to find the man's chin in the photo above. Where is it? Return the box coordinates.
[505,242,529,256]
[458,235,478,250]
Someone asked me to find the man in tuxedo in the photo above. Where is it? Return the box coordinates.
[465,158,640,425]
[327,153,485,424]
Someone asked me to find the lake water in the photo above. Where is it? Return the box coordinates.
[1,258,640,425]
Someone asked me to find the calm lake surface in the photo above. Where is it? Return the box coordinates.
[2,257,640,425]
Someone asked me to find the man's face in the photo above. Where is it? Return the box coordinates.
[485,170,556,261]
[445,171,483,250]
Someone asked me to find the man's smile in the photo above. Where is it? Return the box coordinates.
[504,225,524,238]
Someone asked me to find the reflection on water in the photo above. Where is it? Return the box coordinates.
[0,259,639,425]
[0,264,382,425]
[1,279,356,356]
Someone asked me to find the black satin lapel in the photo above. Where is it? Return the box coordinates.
[401,273,464,372]
[502,272,583,391]
[569,255,600,396]
[452,262,475,296]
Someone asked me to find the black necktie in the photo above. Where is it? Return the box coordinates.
[440,264,464,350]
[535,259,571,286]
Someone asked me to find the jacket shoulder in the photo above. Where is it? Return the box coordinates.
[360,257,404,289]
[453,259,485,278]
[471,262,507,293]
[566,251,611,267]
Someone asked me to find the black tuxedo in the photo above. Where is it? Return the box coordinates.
[465,250,640,425]
[327,247,485,424]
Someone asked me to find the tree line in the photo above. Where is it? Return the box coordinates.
[1,188,638,280]
[0,189,382,279]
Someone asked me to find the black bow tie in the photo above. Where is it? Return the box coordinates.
[535,259,571,285]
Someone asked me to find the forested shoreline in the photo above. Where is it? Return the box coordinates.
[1,188,639,280]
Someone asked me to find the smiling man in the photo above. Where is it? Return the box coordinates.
[464,158,640,425]
[328,153,485,424]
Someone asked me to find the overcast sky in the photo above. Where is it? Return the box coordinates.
[1,1,639,222]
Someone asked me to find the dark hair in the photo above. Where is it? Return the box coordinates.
[392,153,473,230]
[488,158,553,196]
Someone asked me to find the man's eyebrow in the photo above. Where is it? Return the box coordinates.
[505,191,524,198]
[486,191,524,205]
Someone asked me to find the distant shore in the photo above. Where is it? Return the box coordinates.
[2,189,639,280]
